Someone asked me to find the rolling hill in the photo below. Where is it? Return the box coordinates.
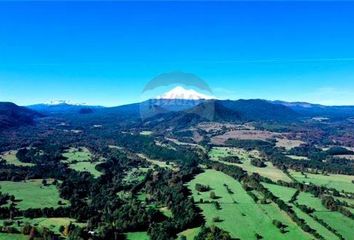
[0,102,41,130]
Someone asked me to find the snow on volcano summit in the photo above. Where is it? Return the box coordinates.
[157,86,214,100]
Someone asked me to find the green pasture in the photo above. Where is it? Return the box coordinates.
[262,183,297,202]
[0,179,69,210]
[292,206,340,240]
[1,150,35,167]
[187,169,311,239]
[209,147,291,182]
[0,233,27,240]
[62,147,103,177]
[314,211,354,240]
[125,231,150,240]
[177,227,201,240]
[288,170,354,193]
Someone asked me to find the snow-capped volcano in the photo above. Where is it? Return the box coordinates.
[44,100,86,106]
[157,86,214,100]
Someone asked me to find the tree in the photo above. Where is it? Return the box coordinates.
[195,226,232,240]
[42,179,47,186]
[210,191,217,199]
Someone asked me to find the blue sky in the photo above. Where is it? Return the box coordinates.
[0,1,354,106]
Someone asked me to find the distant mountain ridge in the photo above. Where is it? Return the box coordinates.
[28,103,103,115]
[26,99,354,121]
[0,102,41,130]
[131,99,299,130]
[2,98,353,131]
[272,100,354,118]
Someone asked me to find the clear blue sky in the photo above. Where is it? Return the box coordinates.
[0,1,354,106]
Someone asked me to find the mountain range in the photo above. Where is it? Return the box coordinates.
[1,87,354,130]
[0,102,42,130]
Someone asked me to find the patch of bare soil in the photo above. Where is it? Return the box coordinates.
[211,129,278,145]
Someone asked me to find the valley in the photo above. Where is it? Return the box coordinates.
[0,99,353,240]
[2,1,353,239]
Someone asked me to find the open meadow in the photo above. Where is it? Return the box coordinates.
[187,169,311,239]
[125,232,150,240]
[62,147,103,177]
[177,227,201,240]
[0,233,28,240]
[263,181,351,240]
[1,150,35,167]
[209,147,292,182]
[288,170,354,193]
[137,153,177,170]
[0,179,68,210]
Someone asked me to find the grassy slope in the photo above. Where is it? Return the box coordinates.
[137,153,177,170]
[1,150,35,167]
[140,131,153,136]
[27,217,84,235]
[187,169,311,240]
[296,192,354,240]
[209,147,292,182]
[62,147,92,161]
[0,217,85,238]
[262,183,297,202]
[314,212,353,240]
[296,192,328,211]
[289,170,354,193]
[263,183,340,240]
[68,161,102,177]
[126,232,150,240]
[178,227,201,240]
[159,207,173,218]
[62,147,103,177]
[0,179,68,210]
[0,233,27,240]
[292,207,340,240]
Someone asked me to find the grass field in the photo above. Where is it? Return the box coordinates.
[68,161,102,177]
[295,191,354,240]
[335,196,354,207]
[239,159,292,182]
[314,211,354,240]
[288,170,354,193]
[275,138,304,150]
[264,183,349,240]
[177,227,201,240]
[140,131,153,136]
[62,147,92,161]
[0,217,85,238]
[209,147,291,182]
[345,207,354,214]
[0,179,68,210]
[187,169,311,240]
[123,167,150,184]
[262,183,297,202]
[292,206,340,240]
[27,217,84,235]
[0,233,27,240]
[209,147,261,161]
[296,192,327,211]
[1,150,35,167]
[159,207,173,218]
[108,145,124,150]
[137,153,177,170]
[125,232,150,240]
[62,147,103,177]
[286,155,309,160]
